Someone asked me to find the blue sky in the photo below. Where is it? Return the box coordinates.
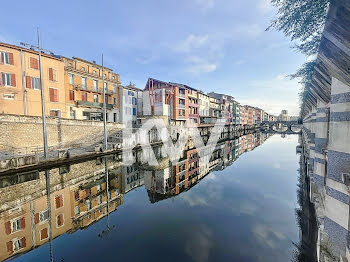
[1,0,306,115]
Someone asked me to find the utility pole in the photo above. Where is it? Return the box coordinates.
[21,29,53,262]
[102,54,108,150]
[21,28,50,158]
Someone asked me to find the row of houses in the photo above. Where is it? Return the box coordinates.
[0,42,277,126]
[0,131,272,261]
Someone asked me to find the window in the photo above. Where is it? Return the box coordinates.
[39,210,49,222]
[3,94,14,100]
[13,238,25,251]
[55,195,64,209]
[113,85,117,93]
[86,200,91,211]
[97,195,102,205]
[93,80,98,90]
[68,74,74,85]
[40,228,48,240]
[31,77,40,89]
[48,68,57,81]
[50,110,60,117]
[129,97,132,104]
[49,88,59,102]
[81,77,87,88]
[70,110,76,119]
[1,73,16,87]
[81,66,85,71]
[74,206,80,216]
[81,92,87,101]
[104,82,108,92]
[113,113,117,122]
[105,95,108,104]
[93,70,97,75]
[0,52,12,65]
[56,214,64,228]
[12,218,24,232]
[113,97,117,106]
[133,108,136,116]
[30,57,39,69]
[93,94,99,103]
[96,184,101,192]
[69,90,75,101]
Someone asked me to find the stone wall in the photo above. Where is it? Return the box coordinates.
[0,114,123,155]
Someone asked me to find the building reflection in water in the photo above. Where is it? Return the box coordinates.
[0,132,272,261]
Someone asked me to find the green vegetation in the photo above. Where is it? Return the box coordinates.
[267,0,329,115]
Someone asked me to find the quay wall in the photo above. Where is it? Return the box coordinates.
[0,114,123,154]
[301,0,350,261]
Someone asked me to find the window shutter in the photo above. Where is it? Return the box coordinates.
[49,88,54,102]
[54,89,58,102]
[0,73,3,86]
[53,69,57,81]
[60,195,63,207]
[6,241,13,253]
[26,76,32,89]
[55,195,60,208]
[5,221,11,235]
[49,68,53,81]
[11,74,16,87]
[9,53,14,65]
[20,217,25,229]
[30,57,38,69]
[0,53,3,64]
[41,228,48,239]
[57,214,62,226]
[34,213,39,224]
[21,237,26,248]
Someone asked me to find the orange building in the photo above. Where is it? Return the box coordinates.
[63,57,120,121]
[0,42,66,117]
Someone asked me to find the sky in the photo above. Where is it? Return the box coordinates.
[0,0,307,116]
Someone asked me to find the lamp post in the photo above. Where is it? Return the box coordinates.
[102,54,108,150]
[21,29,54,262]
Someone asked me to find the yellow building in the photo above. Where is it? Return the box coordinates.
[0,42,66,117]
[63,57,120,122]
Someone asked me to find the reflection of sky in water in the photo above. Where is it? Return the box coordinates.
[16,135,299,262]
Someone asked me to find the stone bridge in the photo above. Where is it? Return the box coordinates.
[260,121,302,134]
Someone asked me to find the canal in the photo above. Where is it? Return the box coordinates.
[0,133,303,262]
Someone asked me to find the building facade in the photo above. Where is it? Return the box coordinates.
[63,57,120,122]
[0,42,66,117]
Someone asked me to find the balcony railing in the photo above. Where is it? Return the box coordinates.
[74,84,114,95]
[178,92,185,98]
[76,100,114,109]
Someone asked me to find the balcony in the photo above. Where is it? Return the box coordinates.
[74,84,114,95]
[178,92,185,98]
[76,100,114,109]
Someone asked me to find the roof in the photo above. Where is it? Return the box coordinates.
[69,56,114,71]
[0,42,63,61]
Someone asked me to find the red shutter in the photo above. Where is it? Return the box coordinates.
[57,214,63,226]
[49,88,54,102]
[11,74,16,87]
[53,69,56,81]
[49,68,53,81]
[30,57,39,69]
[21,237,26,248]
[6,241,13,253]
[34,213,39,224]
[60,195,63,207]
[9,53,14,65]
[54,89,59,102]
[20,217,25,229]
[26,76,32,89]
[69,90,75,101]
[41,228,48,239]
[5,221,11,235]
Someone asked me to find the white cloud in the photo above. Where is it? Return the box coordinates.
[194,0,215,13]
[257,0,274,14]
[235,24,263,38]
[186,61,217,75]
[237,74,301,116]
[175,34,209,53]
